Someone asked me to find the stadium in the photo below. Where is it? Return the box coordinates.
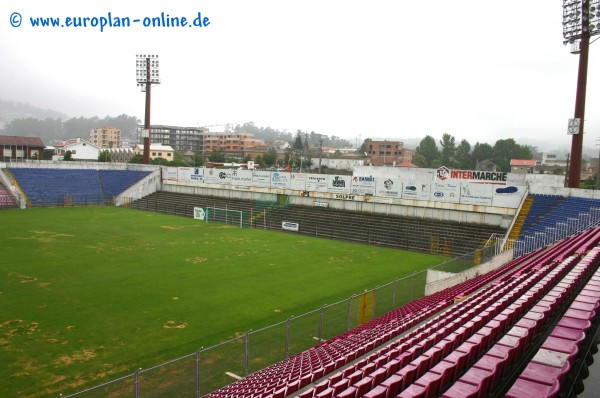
[2,161,600,398]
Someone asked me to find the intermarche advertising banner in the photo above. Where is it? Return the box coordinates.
[163,166,525,208]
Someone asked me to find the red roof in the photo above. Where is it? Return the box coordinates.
[0,135,45,147]
[395,159,418,168]
[510,159,536,167]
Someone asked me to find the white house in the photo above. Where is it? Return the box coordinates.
[53,138,101,161]
[310,154,365,171]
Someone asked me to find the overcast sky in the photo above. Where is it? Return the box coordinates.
[1,0,598,150]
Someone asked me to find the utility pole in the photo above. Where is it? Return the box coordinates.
[563,0,599,188]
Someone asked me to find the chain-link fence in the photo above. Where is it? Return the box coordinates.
[62,238,500,398]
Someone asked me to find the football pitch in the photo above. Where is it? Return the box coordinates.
[1,206,447,397]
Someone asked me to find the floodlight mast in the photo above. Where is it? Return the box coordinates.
[136,55,160,164]
[563,0,599,188]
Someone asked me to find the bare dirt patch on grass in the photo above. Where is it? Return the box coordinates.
[163,321,188,329]
[186,257,207,264]
[54,348,99,366]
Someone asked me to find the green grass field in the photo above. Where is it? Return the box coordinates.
[0,207,447,397]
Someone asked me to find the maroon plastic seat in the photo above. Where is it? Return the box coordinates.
[315,387,333,398]
[441,380,479,398]
[380,373,403,398]
[519,361,571,386]
[413,371,443,398]
[397,383,426,398]
[353,376,373,397]
[505,377,560,398]
[336,386,357,398]
[363,385,387,398]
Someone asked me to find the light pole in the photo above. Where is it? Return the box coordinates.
[563,0,600,188]
[136,54,160,164]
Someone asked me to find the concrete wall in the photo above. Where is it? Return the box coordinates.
[116,170,162,205]
[530,184,600,199]
[424,249,514,296]
[161,180,514,228]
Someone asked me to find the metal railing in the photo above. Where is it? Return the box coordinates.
[61,240,500,398]
[513,207,600,257]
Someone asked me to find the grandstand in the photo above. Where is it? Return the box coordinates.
[4,165,155,206]
[3,162,600,397]
[201,227,600,398]
[129,191,504,256]
[0,182,17,208]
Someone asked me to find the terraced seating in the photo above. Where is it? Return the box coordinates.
[203,227,600,398]
[8,168,151,206]
[130,192,504,255]
[0,186,17,208]
[515,194,600,257]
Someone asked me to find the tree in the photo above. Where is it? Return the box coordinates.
[262,147,278,167]
[293,131,304,150]
[359,138,372,155]
[254,155,264,167]
[150,157,169,166]
[98,150,111,162]
[63,150,73,161]
[492,138,533,172]
[129,153,144,164]
[208,148,226,163]
[472,142,494,166]
[414,135,440,168]
[454,139,472,169]
[411,153,428,168]
[439,133,456,166]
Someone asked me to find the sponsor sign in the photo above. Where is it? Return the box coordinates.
[290,173,307,191]
[193,207,206,220]
[306,174,328,192]
[162,166,179,181]
[375,177,402,198]
[252,170,271,188]
[271,171,292,189]
[460,183,493,206]
[282,221,299,231]
[492,185,524,208]
[437,166,508,184]
[430,182,460,203]
[351,175,376,195]
[334,194,356,200]
[327,175,351,194]
[401,181,430,200]
[178,167,204,182]
[230,169,253,186]
[204,168,231,184]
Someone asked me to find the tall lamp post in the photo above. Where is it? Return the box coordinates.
[563,0,600,188]
[136,54,160,164]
